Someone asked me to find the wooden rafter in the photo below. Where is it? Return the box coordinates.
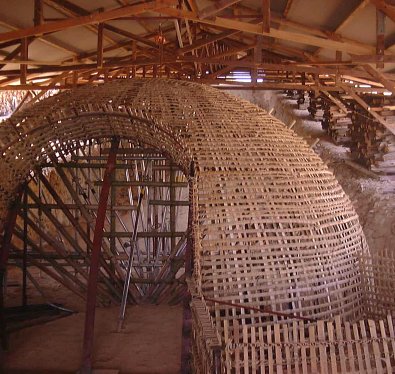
[158,7,375,54]
[0,0,177,43]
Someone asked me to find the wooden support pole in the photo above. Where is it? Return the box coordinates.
[262,0,271,33]
[0,188,23,350]
[22,187,28,307]
[97,23,104,68]
[20,38,28,85]
[80,138,119,374]
[252,36,263,83]
[34,0,44,26]
[376,9,385,68]
[180,162,194,374]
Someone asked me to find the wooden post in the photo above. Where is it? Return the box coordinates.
[20,38,28,84]
[34,0,44,26]
[97,23,104,68]
[22,186,28,307]
[376,9,385,69]
[0,188,23,350]
[252,36,263,83]
[262,0,270,33]
[80,138,119,374]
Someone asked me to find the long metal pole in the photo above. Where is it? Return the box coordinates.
[80,138,119,374]
[117,185,145,331]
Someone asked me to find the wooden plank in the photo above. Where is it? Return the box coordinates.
[335,316,347,373]
[267,324,274,374]
[309,324,318,373]
[243,324,249,374]
[274,324,283,374]
[345,321,356,373]
[379,319,392,373]
[353,322,365,372]
[317,320,328,374]
[251,325,257,373]
[327,321,338,374]
[360,320,372,372]
[299,321,308,374]
[386,315,395,369]
[258,326,265,373]
[293,321,300,374]
[224,320,232,373]
[283,324,292,374]
[234,320,240,374]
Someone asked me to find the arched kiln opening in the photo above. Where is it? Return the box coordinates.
[7,138,191,306]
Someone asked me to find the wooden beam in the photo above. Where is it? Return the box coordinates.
[0,0,177,43]
[199,0,242,19]
[0,16,81,56]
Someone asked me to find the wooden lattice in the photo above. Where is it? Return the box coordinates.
[0,79,370,370]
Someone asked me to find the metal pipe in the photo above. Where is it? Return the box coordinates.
[117,183,145,331]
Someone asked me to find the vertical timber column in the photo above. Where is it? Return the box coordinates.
[0,188,23,350]
[22,186,28,307]
[170,163,176,253]
[376,9,385,69]
[180,162,195,374]
[80,138,119,374]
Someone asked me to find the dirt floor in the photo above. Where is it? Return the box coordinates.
[2,90,395,373]
[2,269,183,374]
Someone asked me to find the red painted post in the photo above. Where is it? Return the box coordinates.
[180,162,195,374]
[0,187,23,350]
[80,138,119,374]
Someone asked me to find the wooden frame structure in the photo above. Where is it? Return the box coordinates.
[1,0,395,116]
[0,78,381,372]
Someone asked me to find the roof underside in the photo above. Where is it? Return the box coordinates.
[1,0,395,121]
